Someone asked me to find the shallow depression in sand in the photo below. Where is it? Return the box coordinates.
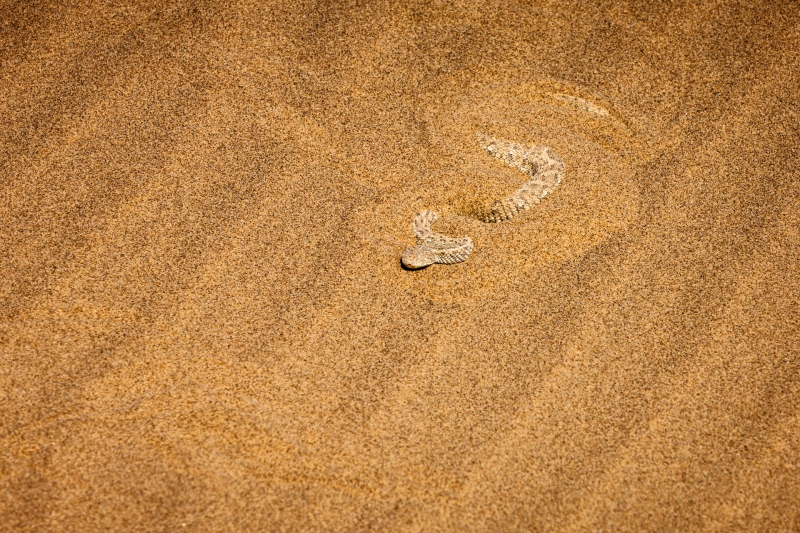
[422,80,641,271]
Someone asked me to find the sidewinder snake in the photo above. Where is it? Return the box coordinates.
[401,133,565,269]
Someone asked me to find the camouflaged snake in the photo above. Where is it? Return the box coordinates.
[401,134,565,269]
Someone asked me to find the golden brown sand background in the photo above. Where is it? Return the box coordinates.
[1,1,799,531]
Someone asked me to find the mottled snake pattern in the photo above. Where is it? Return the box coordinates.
[401,134,565,269]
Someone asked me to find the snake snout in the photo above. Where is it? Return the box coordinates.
[401,246,436,269]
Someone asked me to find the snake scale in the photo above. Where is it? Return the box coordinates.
[401,133,565,269]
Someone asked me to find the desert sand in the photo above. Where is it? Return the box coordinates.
[1,1,799,531]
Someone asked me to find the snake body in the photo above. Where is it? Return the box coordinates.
[401,134,565,269]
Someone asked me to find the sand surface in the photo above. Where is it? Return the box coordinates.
[2,1,799,531]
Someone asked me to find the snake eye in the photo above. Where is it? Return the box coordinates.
[401,246,435,269]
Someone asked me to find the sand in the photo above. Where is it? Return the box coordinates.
[1,1,799,531]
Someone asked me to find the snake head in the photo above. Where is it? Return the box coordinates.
[401,245,436,269]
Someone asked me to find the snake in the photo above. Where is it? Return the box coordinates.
[401,133,565,269]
